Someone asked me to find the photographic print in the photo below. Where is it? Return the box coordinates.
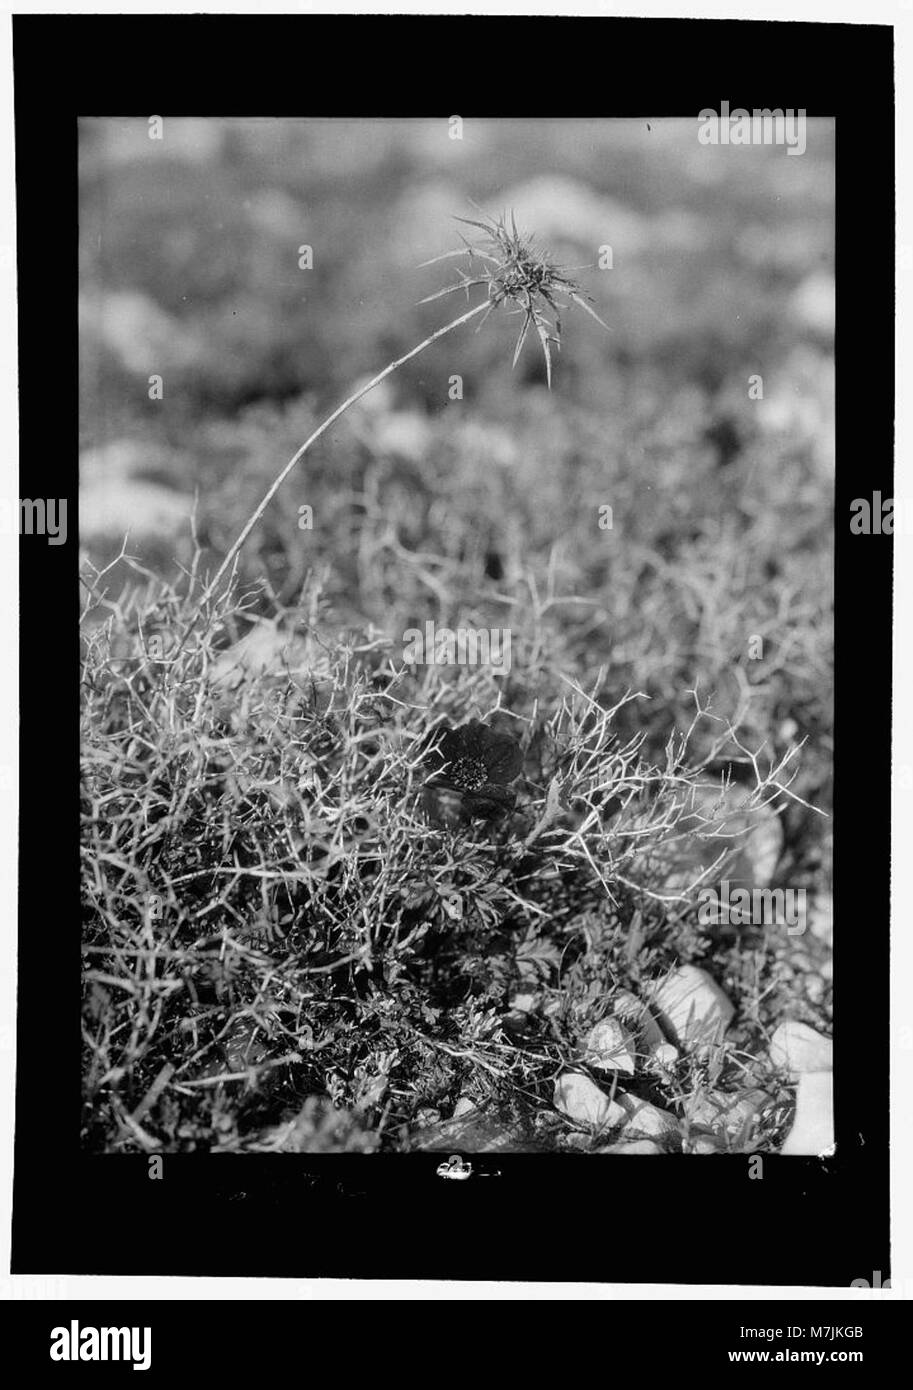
[8,11,894,1292]
[78,112,835,1162]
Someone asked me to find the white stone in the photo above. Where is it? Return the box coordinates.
[209,619,330,689]
[584,1018,636,1074]
[780,1072,834,1155]
[553,1072,625,1130]
[769,1020,832,1077]
[649,965,735,1052]
[742,799,785,889]
[688,1134,722,1155]
[564,1132,594,1151]
[599,1138,665,1155]
[80,461,193,545]
[617,1094,680,1139]
[613,988,667,1052]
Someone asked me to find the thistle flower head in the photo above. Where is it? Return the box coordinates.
[421,717,523,828]
[419,206,610,387]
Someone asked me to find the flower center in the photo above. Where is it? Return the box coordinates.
[449,756,488,793]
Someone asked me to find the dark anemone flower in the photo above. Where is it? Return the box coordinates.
[419,207,610,388]
[422,718,523,828]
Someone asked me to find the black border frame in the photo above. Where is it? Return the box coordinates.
[11,14,893,1284]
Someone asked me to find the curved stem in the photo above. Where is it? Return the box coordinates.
[186,297,490,641]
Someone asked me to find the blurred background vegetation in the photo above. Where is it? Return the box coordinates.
[79,117,834,1153]
[79,113,833,817]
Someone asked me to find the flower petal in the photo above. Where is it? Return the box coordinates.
[481,733,523,784]
[457,719,490,760]
[463,784,516,820]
